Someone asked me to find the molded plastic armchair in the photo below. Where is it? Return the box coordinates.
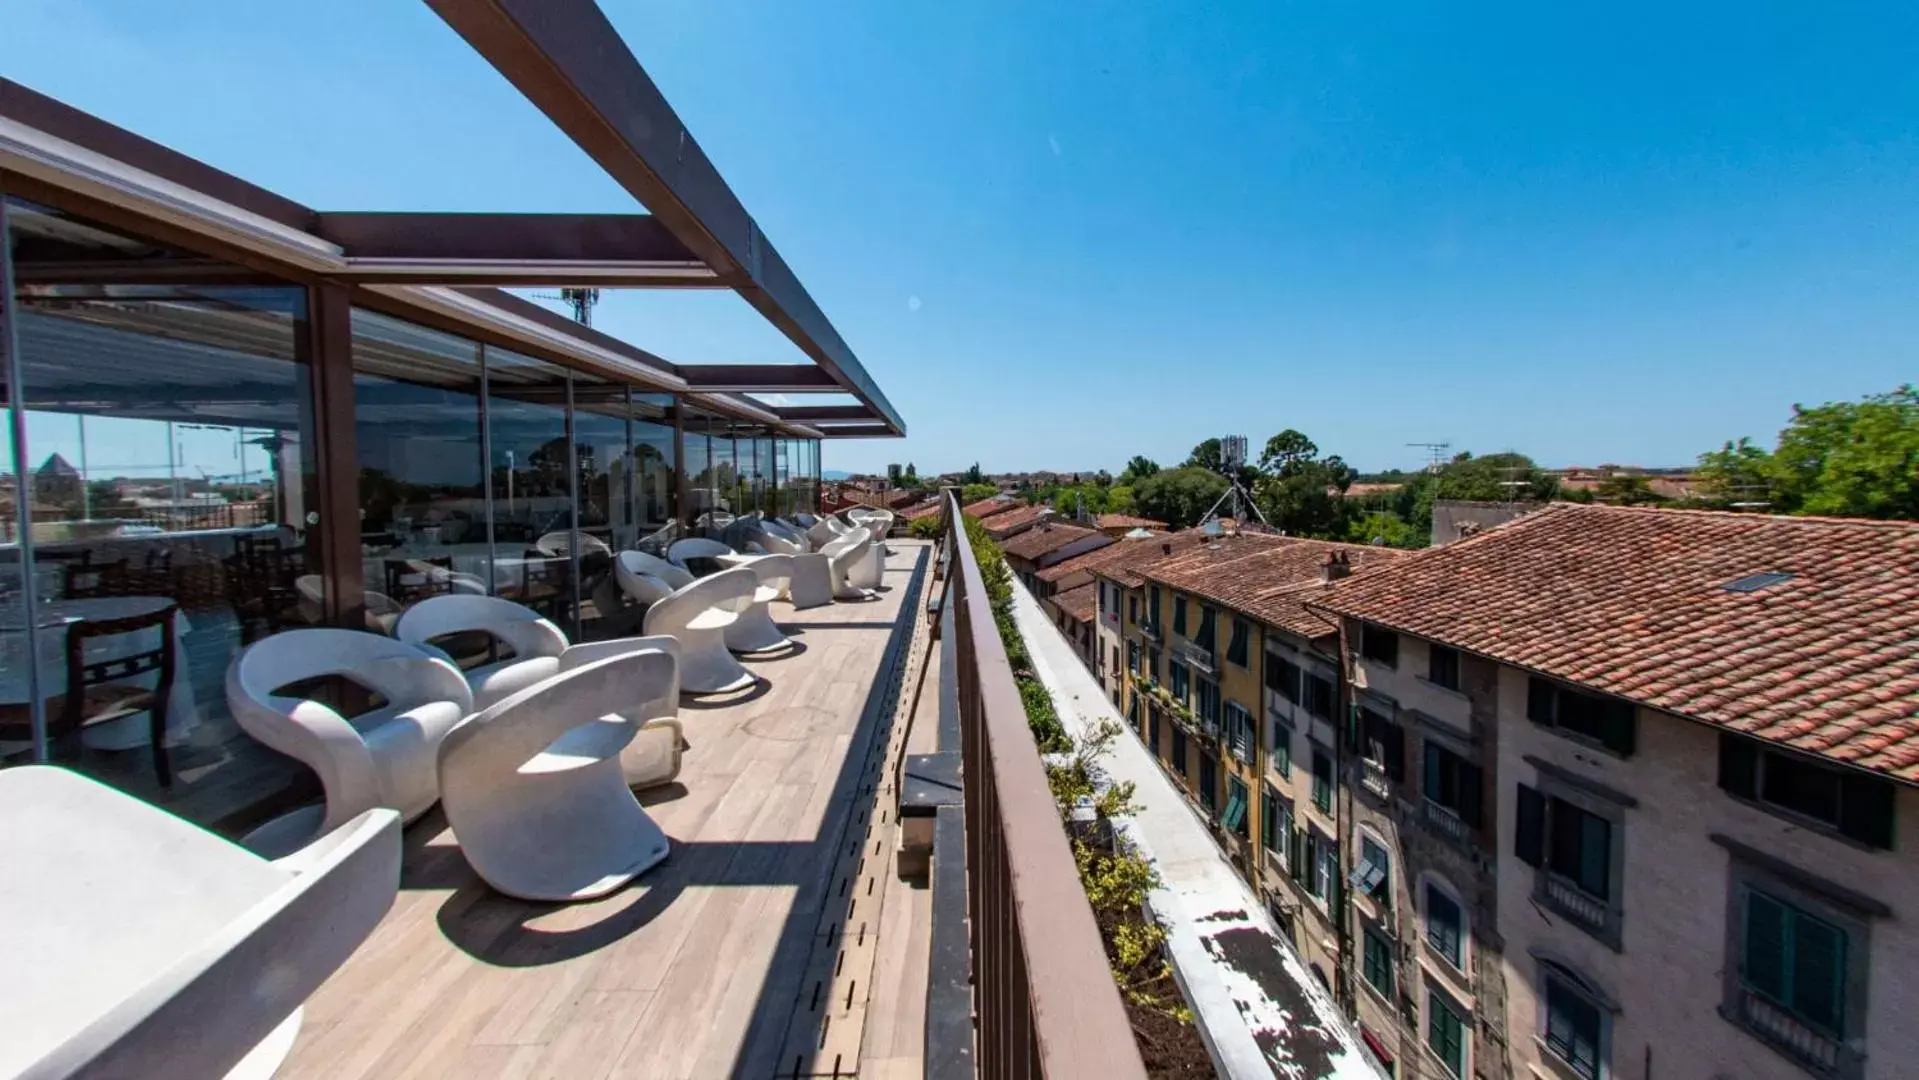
[536,531,613,558]
[724,553,796,654]
[296,575,403,633]
[807,517,849,549]
[642,566,759,695]
[438,651,675,902]
[394,595,686,789]
[0,766,401,1080]
[226,629,473,857]
[786,550,835,610]
[667,537,735,574]
[613,549,695,607]
[759,519,809,554]
[822,527,877,601]
[791,513,819,529]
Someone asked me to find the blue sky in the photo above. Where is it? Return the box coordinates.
[8,0,1919,477]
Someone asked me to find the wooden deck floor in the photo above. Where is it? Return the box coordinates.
[279,542,933,1080]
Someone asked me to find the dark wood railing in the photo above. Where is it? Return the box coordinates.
[939,488,1147,1080]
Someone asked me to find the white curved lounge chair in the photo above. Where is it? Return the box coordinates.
[394,595,686,788]
[807,518,849,549]
[642,566,759,695]
[791,513,819,529]
[226,629,472,857]
[536,531,613,558]
[296,575,404,633]
[823,527,877,601]
[438,651,674,902]
[724,553,796,654]
[614,549,694,607]
[760,519,809,553]
[787,551,835,610]
[0,767,400,1080]
[668,536,735,574]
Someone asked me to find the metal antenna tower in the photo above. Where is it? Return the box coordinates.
[532,288,602,327]
[1407,441,1452,473]
[1196,434,1271,529]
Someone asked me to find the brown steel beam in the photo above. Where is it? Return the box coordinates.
[815,423,894,439]
[774,404,875,422]
[424,0,904,436]
[304,281,366,629]
[679,364,837,393]
[314,211,721,285]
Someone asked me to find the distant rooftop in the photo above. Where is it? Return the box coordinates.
[1001,521,1102,561]
[1140,535,1411,640]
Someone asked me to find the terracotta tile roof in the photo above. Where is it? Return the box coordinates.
[900,501,945,520]
[1066,531,1217,588]
[979,503,1050,537]
[1001,522,1103,561]
[1049,582,1098,623]
[1140,535,1411,641]
[1095,513,1167,530]
[1313,503,1919,782]
[962,496,1018,519]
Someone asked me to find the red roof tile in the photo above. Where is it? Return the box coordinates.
[962,496,1018,519]
[1095,513,1167,530]
[1001,522,1104,561]
[1312,504,1919,782]
[900,501,945,520]
[1140,535,1411,640]
[979,503,1051,537]
[1070,531,1218,588]
[1049,582,1098,623]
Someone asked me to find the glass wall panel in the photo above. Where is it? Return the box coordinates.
[4,197,320,824]
[703,421,737,535]
[487,348,577,633]
[754,436,776,516]
[682,408,712,529]
[631,393,676,550]
[350,309,485,618]
[571,373,628,639]
[774,439,794,519]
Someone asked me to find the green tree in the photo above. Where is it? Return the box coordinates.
[1770,386,1919,519]
[960,482,1000,505]
[1106,484,1138,516]
[1695,436,1774,505]
[962,462,985,484]
[1183,438,1224,474]
[1343,510,1421,548]
[1133,467,1229,527]
[1119,455,1161,485]
[1593,473,1665,505]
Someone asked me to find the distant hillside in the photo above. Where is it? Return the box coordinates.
[822,469,852,481]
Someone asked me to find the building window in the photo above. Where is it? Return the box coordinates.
[1196,678,1220,726]
[1128,595,1138,624]
[1112,645,1120,674]
[1224,701,1254,761]
[1312,749,1335,813]
[1722,859,1872,1077]
[1361,624,1399,668]
[1172,727,1188,774]
[1352,834,1390,900]
[1428,645,1460,691]
[1359,708,1406,785]
[1423,742,1484,831]
[1515,784,1620,945]
[1222,776,1249,836]
[1228,618,1250,668]
[1740,888,1847,1040]
[1363,924,1396,998]
[1528,676,1636,757]
[1198,605,1217,655]
[1312,833,1338,903]
[1147,647,1161,681]
[1170,661,1190,703]
[1149,705,1161,750]
[1262,789,1292,855]
[1267,653,1301,703]
[1128,692,1140,727]
[1173,595,1188,636]
[1303,673,1336,720]
[1199,753,1218,810]
[1127,641,1141,674]
[1719,734,1896,850]
[1149,585,1161,630]
[1271,718,1293,778]
[1425,882,1464,969]
[1543,964,1607,1080]
[1426,987,1467,1079]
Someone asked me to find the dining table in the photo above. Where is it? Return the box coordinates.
[0,595,201,751]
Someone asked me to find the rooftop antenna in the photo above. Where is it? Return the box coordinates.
[1407,441,1452,473]
[531,288,602,328]
[1196,434,1271,529]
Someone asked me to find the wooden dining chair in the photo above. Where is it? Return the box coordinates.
[0,603,178,788]
[62,557,130,600]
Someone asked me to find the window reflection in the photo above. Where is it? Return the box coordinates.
[3,197,320,823]
[486,349,577,634]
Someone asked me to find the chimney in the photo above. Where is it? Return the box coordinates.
[1161,542,1172,556]
[1321,551,1352,583]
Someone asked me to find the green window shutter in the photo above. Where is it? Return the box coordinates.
[1577,812,1611,897]
[1742,890,1789,1002]
[1718,733,1759,799]
[1515,784,1547,867]
[1423,742,1443,802]
[1839,775,1896,850]
[1458,760,1485,830]
[1794,911,1847,1033]
[1527,677,1555,725]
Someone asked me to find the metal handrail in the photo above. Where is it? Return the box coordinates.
[942,488,1148,1079]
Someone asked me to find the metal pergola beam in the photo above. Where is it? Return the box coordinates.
[773,405,877,422]
[424,0,905,436]
[680,365,838,393]
[315,211,721,286]
[816,423,894,439]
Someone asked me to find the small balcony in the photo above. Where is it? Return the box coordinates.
[1360,758,1393,802]
[1179,639,1216,676]
[1421,798,1475,848]
[1139,619,1163,644]
[1732,987,1844,1077]
[1536,872,1622,948]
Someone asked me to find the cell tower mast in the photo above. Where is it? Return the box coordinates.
[1196,434,1271,529]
